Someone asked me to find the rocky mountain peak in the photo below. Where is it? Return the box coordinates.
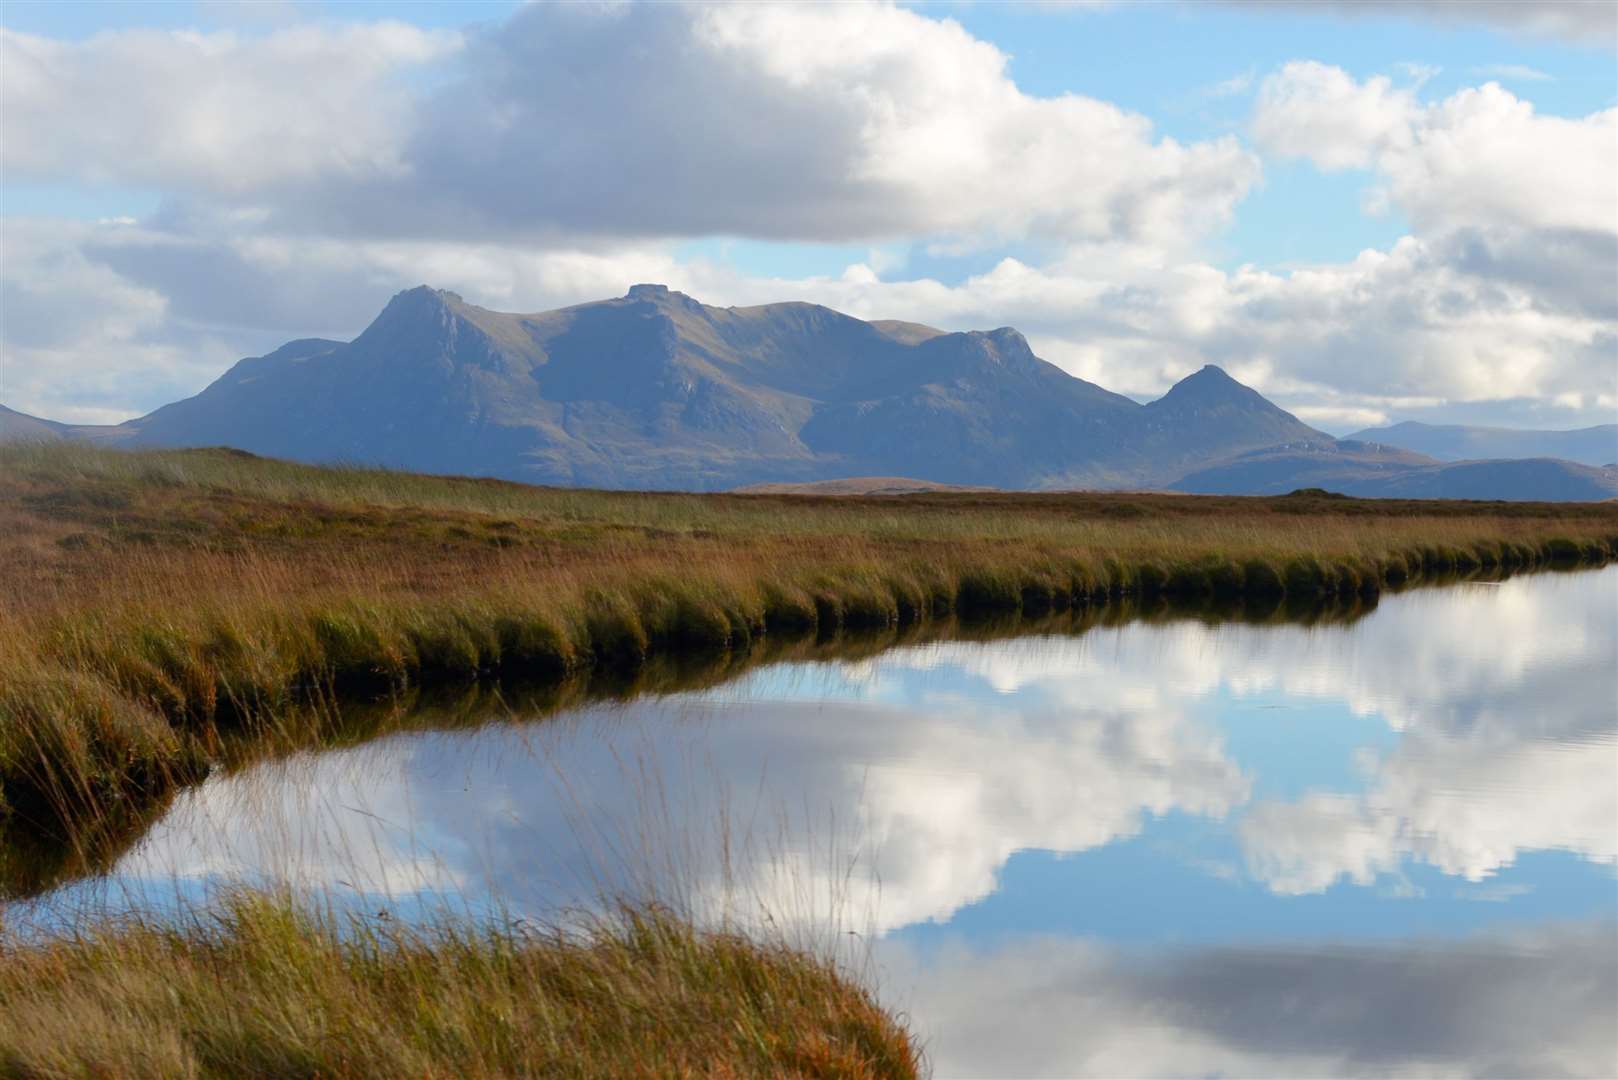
[950,326,1039,374]
[1163,364,1242,397]
[985,326,1032,353]
[354,285,486,346]
[385,284,464,311]
[1150,364,1298,416]
[624,282,707,315]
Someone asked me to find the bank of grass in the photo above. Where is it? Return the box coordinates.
[0,891,919,1078]
[3,441,1616,853]
[5,596,1383,903]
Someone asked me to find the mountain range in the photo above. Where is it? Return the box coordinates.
[5,284,1615,500]
[1343,420,1617,469]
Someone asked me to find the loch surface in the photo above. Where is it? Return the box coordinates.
[20,567,1618,1077]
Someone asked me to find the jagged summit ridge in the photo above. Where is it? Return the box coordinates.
[6,285,1612,500]
[356,285,477,345]
[374,284,468,315]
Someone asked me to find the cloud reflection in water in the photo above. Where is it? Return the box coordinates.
[30,568,1618,1078]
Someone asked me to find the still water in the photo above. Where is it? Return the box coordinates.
[24,568,1618,1077]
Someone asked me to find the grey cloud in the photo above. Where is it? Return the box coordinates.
[379,4,886,243]
[0,23,455,194]
[1437,225,1618,321]
[82,231,398,340]
[883,923,1618,1077]
[3,5,1258,251]
[1221,0,1617,45]
[1140,931,1614,1071]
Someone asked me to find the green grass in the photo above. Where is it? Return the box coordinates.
[0,891,920,1078]
[3,442,1615,865]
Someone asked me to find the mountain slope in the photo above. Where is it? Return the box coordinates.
[0,405,67,441]
[6,284,1611,500]
[58,284,1172,490]
[1137,364,1332,472]
[797,325,1148,487]
[1345,420,1618,469]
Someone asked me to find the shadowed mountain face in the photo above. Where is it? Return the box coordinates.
[1345,421,1618,469]
[6,285,1616,499]
[1138,364,1333,471]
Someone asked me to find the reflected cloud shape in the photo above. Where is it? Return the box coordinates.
[1240,730,1618,893]
[34,568,1618,937]
[834,572,1610,742]
[880,922,1618,1078]
[1228,574,1618,893]
[107,692,1250,934]
[18,569,1618,1079]
[817,570,1617,895]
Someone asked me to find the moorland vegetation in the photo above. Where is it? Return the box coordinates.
[4,441,1615,853]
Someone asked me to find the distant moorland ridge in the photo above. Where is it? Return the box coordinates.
[1344,420,1618,469]
[5,285,1615,500]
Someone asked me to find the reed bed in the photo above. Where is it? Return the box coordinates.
[3,442,1616,857]
[0,890,920,1078]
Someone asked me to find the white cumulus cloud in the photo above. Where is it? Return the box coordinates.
[0,23,460,194]
[3,8,1615,431]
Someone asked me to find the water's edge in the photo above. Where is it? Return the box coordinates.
[3,558,1612,902]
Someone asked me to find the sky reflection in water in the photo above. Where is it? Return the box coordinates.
[29,569,1618,1077]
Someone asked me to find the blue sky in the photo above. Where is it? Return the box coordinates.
[2,0,1614,431]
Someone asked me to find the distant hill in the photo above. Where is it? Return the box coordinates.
[1135,364,1333,473]
[0,404,66,441]
[1173,442,1618,501]
[4,285,1613,500]
[0,404,134,445]
[1345,420,1618,469]
[734,477,993,496]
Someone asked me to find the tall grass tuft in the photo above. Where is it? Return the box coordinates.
[0,890,921,1078]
